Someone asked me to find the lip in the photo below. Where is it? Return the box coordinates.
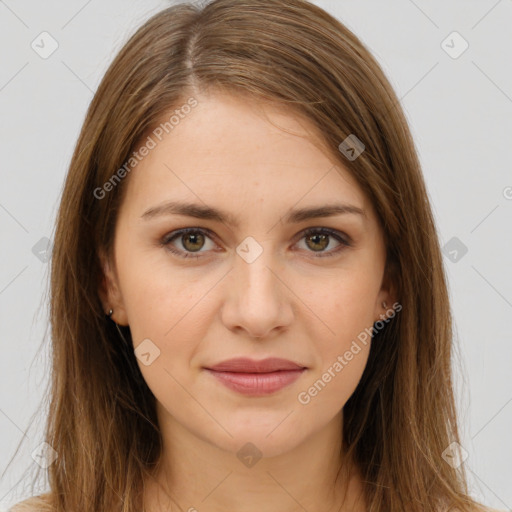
[205,369,306,396]
[206,357,305,373]
[204,357,307,396]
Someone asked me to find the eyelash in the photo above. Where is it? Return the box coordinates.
[160,227,352,260]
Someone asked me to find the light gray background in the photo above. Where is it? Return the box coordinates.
[1,0,511,510]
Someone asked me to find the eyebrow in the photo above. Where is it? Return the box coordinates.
[140,200,366,227]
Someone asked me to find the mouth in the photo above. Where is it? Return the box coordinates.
[203,357,307,396]
[204,368,306,396]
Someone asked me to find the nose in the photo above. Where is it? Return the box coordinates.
[220,241,294,339]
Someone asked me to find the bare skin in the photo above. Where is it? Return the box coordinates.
[99,90,395,512]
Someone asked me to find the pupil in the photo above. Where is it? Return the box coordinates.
[184,233,204,252]
[308,234,328,251]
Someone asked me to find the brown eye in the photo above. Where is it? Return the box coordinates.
[161,226,351,260]
[161,228,216,259]
[181,232,206,252]
[304,232,330,252]
[296,228,351,258]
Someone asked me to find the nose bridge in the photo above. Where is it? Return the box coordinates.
[235,235,281,302]
[223,235,292,338]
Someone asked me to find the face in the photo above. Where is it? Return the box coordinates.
[99,91,393,459]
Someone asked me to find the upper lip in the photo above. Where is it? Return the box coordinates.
[205,357,306,373]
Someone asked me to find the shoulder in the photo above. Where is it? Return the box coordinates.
[461,506,507,512]
[437,506,505,512]
[8,493,52,512]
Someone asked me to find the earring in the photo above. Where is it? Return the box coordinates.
[106,308,130,348]
[382,301,387,309]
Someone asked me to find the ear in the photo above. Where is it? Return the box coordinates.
[98,248,129,326]
[374,261,399,323]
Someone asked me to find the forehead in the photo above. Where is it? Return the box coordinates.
[121,92,373,225]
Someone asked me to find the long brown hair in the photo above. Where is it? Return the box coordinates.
[8,0,489,511]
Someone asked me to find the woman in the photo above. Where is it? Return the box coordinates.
[9,0,501,511]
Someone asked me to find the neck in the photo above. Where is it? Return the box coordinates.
[143,408,366,512]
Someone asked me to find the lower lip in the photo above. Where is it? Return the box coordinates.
[205,369,306,396]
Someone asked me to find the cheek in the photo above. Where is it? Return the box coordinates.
[116,244,202,336]
[296,343,370,419]
[299,281,374,412]
[308,266,381,339]
[120,261,212,410]
[117,251,219,378]
[300,267,378,400]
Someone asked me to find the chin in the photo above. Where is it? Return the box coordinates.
[208,418,308,460]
